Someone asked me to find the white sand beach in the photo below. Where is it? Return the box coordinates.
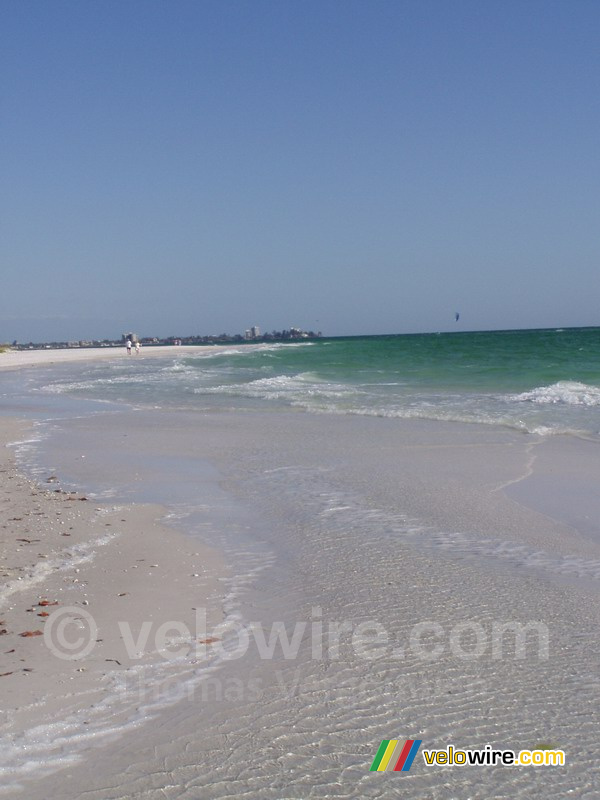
[0,415,226,792]
[0,345,234,371]
[1,347,599,799]
[5,0,600,794]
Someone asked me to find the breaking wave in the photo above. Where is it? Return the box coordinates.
[512,381,600,407]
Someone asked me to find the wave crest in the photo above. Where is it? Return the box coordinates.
[512,381,600,406]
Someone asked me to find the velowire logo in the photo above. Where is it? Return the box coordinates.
[370,739,422,772]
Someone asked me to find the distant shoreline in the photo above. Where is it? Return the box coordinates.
[0,343,243,371]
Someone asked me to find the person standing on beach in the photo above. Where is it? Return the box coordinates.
[135,341,140,354]
[126,338,132,355]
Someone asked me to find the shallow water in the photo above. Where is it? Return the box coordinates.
[1,351,600,798]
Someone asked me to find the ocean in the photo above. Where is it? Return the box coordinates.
[2,328,600,799]
[31,326,600,438]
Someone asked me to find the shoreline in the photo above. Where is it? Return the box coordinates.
[15,404,599,799]
[0,416,228,792]
[1,355,600,797]
[0,344,248,371]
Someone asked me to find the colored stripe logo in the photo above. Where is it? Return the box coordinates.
[370,739,422,772]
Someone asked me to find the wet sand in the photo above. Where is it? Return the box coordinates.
[0,416,226,792]
[7,407,599,800]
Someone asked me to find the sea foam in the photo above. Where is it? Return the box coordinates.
[512,381,600,406]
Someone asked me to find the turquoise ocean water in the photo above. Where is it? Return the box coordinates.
[38,326,600,438]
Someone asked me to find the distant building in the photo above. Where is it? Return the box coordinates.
[245,327,261,340]
[289,327,308,338]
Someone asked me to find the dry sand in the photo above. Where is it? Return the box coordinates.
[0,344,238,371]
[0,415,227,785]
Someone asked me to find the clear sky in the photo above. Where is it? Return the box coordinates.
[2,0,599,342]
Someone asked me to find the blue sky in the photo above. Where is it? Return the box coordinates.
[2,0,599,342]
